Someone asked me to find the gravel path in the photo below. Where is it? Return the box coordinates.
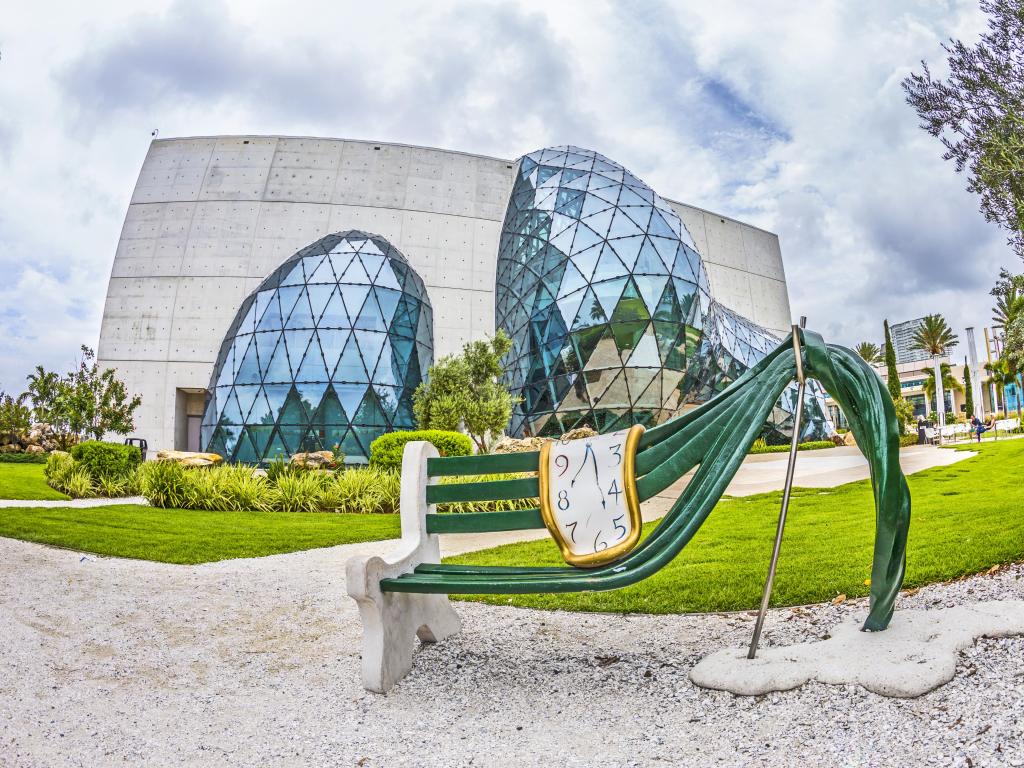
[2,537,1022,767]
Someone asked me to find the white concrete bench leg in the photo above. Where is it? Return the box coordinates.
[346,441,461,693]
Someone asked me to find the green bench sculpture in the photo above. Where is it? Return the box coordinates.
[347,328,911,692]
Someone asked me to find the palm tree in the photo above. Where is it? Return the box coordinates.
[922,362,962,415]
[854,342,882,365]
[911,314,959,440]
[986,358,1023,423]
[992,283,1023,328]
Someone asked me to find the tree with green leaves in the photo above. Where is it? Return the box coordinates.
[923,362,963,411]
[911,314,959,436]
[0,391,32,445]
[23,347,141,446]
[854,341,882,365]
[963,358,975,419]
[883,319,902,403]
[902,0,1024,256]
[986,357,1023,422]
[413,331,520,453]
[64,346,142,441]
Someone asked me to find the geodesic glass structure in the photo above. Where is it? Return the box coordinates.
[495,146,833,442]
[495,146,714,437]
[693,302,835,443]
[200,231,432,463]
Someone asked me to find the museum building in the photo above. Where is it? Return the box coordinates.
[97,137,831,462]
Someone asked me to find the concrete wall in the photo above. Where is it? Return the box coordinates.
[97,136,792,451]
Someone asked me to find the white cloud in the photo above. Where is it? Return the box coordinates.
[0,0,1013,392]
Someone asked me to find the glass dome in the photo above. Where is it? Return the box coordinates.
[495,146,713,437]
[200,231,432,463]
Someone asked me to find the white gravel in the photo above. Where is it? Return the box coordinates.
[2,536,1022,767]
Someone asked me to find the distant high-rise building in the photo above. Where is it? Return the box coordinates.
[890,318,934,364]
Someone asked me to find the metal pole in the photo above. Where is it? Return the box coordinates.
[748,318,807,659]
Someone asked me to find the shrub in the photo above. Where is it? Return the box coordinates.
[220,465,275,511]
[899,433,920,447]
[272,471,329,513]
[70,440,141,482]
[330,467,400,514]
[749,440,837,454]
[44,451,76,489]
[138,461,192,508]
[369,430,473,470]
[63,467,96,499]
[0,452,48,464]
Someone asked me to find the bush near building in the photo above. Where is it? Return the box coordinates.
[368,430,473,470]
[45,445,142,499]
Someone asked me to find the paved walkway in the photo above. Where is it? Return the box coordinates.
[0,495,147,509]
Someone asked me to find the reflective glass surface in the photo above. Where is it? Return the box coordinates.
[200,231,432,463]
[693,302,834,442]
[495,146,833,442]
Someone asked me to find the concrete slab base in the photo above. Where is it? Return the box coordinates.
[690,600,1024,698]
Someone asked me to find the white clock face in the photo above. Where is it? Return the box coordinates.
[543,427,638,561]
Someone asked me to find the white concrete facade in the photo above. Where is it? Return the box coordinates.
[97,136,792,451]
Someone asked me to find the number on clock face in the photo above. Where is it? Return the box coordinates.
[540,426,642,566]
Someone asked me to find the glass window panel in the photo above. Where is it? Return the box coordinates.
[318,287,349,328]
[333,334,367,384]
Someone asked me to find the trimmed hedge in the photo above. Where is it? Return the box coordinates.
[369,430,473,470]
[750,440,837,454]
[0,452,48,464]
[70,440,142,482]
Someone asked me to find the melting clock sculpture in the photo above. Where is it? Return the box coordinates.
[539,425,645,566]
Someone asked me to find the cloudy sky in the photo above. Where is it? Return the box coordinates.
[0,0,1016,393]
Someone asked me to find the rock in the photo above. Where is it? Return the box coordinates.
[491,426,599,454]
[491,436,549,454]
[155,450,223,467]
[0,444,18,454]
[25,445,45,454]
[290,450,336,469]
[842,431,857,447]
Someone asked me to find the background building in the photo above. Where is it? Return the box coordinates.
[97,136,796,452]
[889,317,932,364]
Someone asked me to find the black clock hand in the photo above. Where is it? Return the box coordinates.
[591,446,606,509]
[570,443,594,487]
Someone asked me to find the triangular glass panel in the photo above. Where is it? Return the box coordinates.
[373,262,402,291]
[306,284,334,326]
[234,336,261,385]
[263,336,292,384]
[332,333,368,383]
[318,287,349,329]
[295,333,329,382]
[307,254,337,284]
[246,387,273,425]
[333,383,367,421]
[340,257,371,284]
[279,260,306,287]
[284,288,315,330]
[263,431,290,462]
[263,384,291,421]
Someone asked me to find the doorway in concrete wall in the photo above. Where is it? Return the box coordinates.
[187,415,201,452]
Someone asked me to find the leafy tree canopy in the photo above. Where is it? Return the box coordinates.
[413,331,520,453]
[854,341,882,365]
[903,0,1024,256]
[911,314,959,357]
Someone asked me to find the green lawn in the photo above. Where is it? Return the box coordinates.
[0,463,69,501]
[0,505,401,564]
[448,439,1024,614]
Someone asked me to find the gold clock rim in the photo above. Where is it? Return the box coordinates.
[538,424,646,569]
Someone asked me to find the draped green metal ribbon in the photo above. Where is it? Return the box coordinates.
[383,330,911,632]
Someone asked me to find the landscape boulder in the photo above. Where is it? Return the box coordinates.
[155,449,224,467]
[491,425,600,454]
[290,450,337,469]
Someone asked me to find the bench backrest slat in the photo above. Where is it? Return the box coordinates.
[425,508,545,534]
[426,476,538,505]
[427,451,539,476]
